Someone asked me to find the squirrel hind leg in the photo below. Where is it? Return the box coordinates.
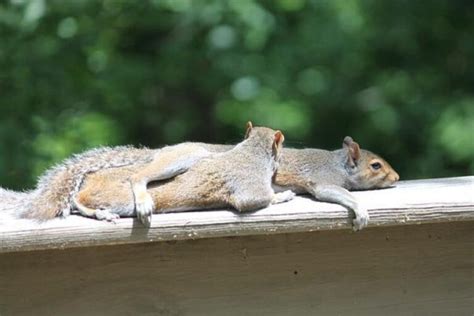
[271,190,296,204]
[72,195,98,218]
[228,192,273,213]
[72,195,122,223]
[94,209,120,223]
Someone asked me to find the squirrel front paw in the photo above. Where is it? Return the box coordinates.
[95,209,120,223]
[136,192,154,227]
[272,190,296,204]
[352,207,369,231]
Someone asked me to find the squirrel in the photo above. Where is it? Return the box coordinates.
[272,136,399,230]
[73,134,398,230]
[73,122,295,225]
[201,136,399,230]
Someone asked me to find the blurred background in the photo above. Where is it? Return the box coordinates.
[0,0,473,190]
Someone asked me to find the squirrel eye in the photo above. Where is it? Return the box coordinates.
[371,162,382,170]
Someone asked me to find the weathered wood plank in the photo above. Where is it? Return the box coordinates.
[0,176,473,253]
[0,222,472,315]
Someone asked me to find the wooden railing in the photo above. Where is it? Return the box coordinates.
[1,176,473,253]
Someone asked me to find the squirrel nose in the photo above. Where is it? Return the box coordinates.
[392,172,400,182]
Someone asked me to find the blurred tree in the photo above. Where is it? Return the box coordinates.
[0,0,472,189]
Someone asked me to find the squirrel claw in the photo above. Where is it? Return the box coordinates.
[272,190,296,204]
[95,209,120,223]
[136,193,154,227]
[352,207,369,231]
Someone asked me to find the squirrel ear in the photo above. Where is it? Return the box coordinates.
[274,130,284,146]
[244,121,253,139]
[343,136,354,147]
[273,130,284,156]
[343,136,361,166]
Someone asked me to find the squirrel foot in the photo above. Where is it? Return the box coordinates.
[272,190,296,204]
[352,207,369,231]
[136,192,154,227]
[95,209,120,223]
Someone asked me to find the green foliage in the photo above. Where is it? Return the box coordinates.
[0,0,473,189]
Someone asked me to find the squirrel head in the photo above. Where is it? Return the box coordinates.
[343,136,399,190]
[244,121,285,169]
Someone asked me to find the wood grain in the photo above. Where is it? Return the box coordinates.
[0,222,472,315]
[0,176,473,253]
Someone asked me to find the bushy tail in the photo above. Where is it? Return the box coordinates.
[20,146,155,220]
[0,187,35,217]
